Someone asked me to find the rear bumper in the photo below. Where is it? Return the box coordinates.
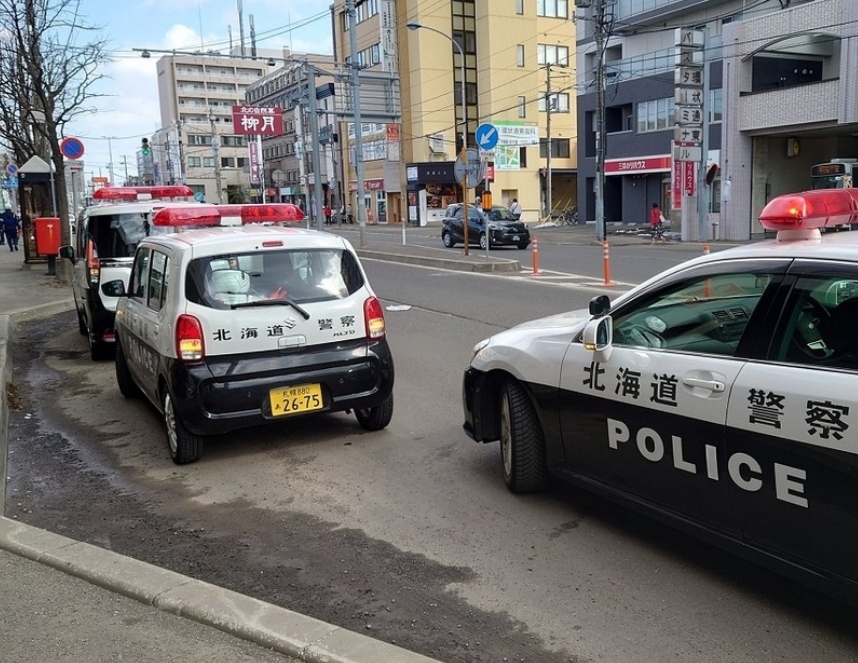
[169,339,394,435]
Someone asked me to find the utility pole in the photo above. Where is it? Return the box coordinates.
[347,0,367,248]
[305,62,325,232]
[545,63,554,221]
[209,110,223,203]
[121,155,129,184]
[594,0,608,241]
[107,136,115,186]
[177,121,186,184]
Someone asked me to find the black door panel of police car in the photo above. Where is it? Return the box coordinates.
[726,263,858,585]
[557,265,785,534]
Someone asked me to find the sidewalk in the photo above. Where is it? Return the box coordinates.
[0,245,443,663]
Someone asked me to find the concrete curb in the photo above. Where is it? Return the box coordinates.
[356,248,521,273]
[0,518,440,663]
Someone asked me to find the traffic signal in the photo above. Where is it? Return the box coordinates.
[141,138,151,156]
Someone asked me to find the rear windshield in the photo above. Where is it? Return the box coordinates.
[185,248,365,309]
[87,213,167,259]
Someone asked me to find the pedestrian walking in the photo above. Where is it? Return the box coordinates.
[324,205,332,225]
[1,204,20,251]
[509,198,522,220]
[649,202,666,244]
[346,203,354,224]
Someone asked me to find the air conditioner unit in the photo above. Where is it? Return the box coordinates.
[428,133,446,154]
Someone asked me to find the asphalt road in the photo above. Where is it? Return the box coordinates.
[6,259,858,663]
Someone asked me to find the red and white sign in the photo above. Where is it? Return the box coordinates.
[671,160,696,209]
[605,155,671,175]
[386,124,400,141]
[349,179,385,191]
[91,176,110,189]
[248,140,260,185]
[232,106,284,136]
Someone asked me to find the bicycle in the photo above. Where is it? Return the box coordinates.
[559,207,579,225]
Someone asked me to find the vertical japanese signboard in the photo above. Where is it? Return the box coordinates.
[672,28,704,208]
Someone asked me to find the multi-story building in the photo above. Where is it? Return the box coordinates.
[576,0,857,240]
[245,54,340,212]
[152,51,277,203]
[330,0,577,226]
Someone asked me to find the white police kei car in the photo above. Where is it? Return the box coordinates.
[102,204,394,465]
[463,187,858,605]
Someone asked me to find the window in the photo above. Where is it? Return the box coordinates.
[517,44,525,67]
[519,147,527,168]
[187,156,201,167]
[516,0,524,13]
[537,44,569,66]
[147,251,169,311]
[710,88,723,123]
[203,157,215,168]
[539,138,570,158]
[537,0,567,18]
[539,92,569,113]
[221,157,235,168]
[769,274,858,369]
[129,248,150,301]
[612,271,773,356]
[518,95,527,118]
[636,97,676,133]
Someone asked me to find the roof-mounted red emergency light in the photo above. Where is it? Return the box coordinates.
[758,188,858,239]
[151,203,305,227]
[93,185,195,202]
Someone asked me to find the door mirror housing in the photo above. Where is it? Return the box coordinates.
[589,294,611,316]
[101,279,127,298]
[582,315,613,359]
[59,245,76,263]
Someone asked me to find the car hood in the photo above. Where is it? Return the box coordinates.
[511,307,591,331]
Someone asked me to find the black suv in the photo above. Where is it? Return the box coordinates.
[441,205,530,250]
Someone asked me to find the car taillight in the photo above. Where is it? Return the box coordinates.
[86,239,100,283]
[364,297,386,340]
[176,314,204,362]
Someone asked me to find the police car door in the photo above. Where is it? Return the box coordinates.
[726,262,858,586]
[122,247,169,403]
[559,261,787,533]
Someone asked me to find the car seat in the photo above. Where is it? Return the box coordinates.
[826,297,858,367]
[208,269,251,306]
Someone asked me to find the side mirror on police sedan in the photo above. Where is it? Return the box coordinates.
[101,280,127,298]
[58,245,75,264]
[589,294,611,316]
[582,316,612,357]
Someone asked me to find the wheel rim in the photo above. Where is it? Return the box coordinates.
[480,234,487,250]
[164,392,178,456]
[443,233,451,247]
[500,391,512,478]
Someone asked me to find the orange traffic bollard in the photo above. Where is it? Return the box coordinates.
[703,244,710,255]
[703,245,712,297]
[531,236,542,276]
[602,239,615,286]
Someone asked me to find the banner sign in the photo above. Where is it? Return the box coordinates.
[232,106,284,136]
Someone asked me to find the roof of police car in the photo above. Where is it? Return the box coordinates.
[146,225,348,252]
[84,201,203,216]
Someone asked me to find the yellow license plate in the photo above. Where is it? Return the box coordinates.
[269,383,323,417]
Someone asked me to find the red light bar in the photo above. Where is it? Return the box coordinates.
[758,188,858,232]
[152,203,305,227]
[93,185,195,201]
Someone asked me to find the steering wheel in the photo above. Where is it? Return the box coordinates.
[792,297,832,359]
[616,324,665,349]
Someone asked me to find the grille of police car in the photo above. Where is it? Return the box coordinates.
[107,202,394,466]
[461,187,858,607]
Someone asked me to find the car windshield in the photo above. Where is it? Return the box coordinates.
[488,207,515,221]
[184,247,365,310]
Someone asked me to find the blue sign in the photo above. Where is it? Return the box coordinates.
[60,136,85,160]
[194,191,205,202]
[2,176,18,189]
[5,163,17,176]
[475,123,499,151]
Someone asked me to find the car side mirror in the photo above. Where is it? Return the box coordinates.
[101,279,127,298]
[582,315,613,358]
[59,245,76,264]
[589,294,611,316]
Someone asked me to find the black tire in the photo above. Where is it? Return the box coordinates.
[500,379,548,492]
[479,233,489,251]
[114,340,141,399]
[442,230,455,248]
[163,388,204,464]
[355,392,394,431]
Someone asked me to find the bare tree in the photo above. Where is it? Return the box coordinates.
[0,0,108,277]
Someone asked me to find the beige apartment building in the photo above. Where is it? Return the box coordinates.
[152,51,277,203]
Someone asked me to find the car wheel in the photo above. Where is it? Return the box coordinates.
[479,233,489,251]
[114,340,141,399]
[517,242,530,250]
[163,388,204,464]
[500,379,548,492]
[442,230,455,248]
[88,331,111,361]
[355,392,394,431]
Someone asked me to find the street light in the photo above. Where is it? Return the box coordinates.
[406,22,472,253]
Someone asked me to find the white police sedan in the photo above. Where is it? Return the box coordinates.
[462,187,858,605]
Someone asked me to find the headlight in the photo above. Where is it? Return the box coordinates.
[488,223,500,230]
[471,338,491,361]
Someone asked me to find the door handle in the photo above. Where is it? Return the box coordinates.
[682,377,726,393]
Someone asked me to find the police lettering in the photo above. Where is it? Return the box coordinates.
[606,418,808,508]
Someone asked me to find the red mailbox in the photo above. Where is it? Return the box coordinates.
[34,217,62,256]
